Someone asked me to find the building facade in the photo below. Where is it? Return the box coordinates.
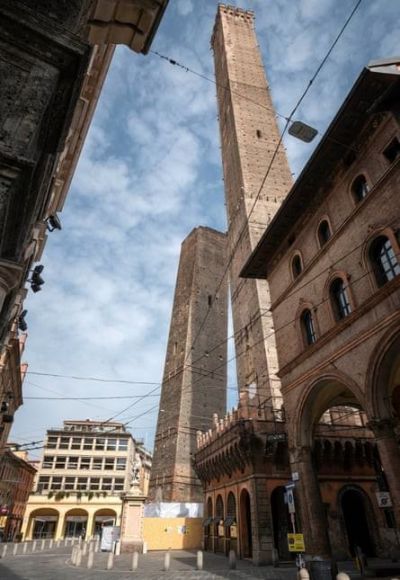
[0,0,169,447]
[194,5,400,566]
[22,420,149,540]
[149,227,228,502]
[0,448,36,542]
[241,57,400,560]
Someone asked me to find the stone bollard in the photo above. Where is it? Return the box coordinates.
[2,544,7,558]
[71,546,77,565]
[336,574,350,580]
[143,542,148,554]
[75,548,82,567]
[89,541,94,553]
[32,540,37,552]
[163,549,171,571]
[298,568,310,580]
[94,539,100,553]
[115,540,121,556]
[87,551,94,569]
[56,539,61,548]
[41,539,45,551]
[13,544,18,556]
[49,539,53,549]
[196,550,203,571]
[82,542,87,556]
[132,551,139,571]
[228,549,236,570]
[23,543,28,554]
[107,551,114,570]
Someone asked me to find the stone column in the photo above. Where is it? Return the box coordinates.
[249,477,274,565]
[289,445,331,558]
[369,419,400,525]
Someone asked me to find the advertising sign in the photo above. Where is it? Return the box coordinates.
[287,533,305,552]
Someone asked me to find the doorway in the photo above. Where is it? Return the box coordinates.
[271,486,293,561]
[239,489,253,558]
[341,488,375,557]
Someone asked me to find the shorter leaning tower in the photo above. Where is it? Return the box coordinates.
[149,226,228,502]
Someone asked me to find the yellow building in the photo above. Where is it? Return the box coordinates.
[22,420,150,540]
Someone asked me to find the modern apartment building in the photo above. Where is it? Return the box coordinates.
[21,420,149,540]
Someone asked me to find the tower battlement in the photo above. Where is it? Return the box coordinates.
[212,4,254,49]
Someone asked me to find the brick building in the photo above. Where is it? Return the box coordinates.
[0,448,36,542]
[0,1,169,446]
[149,227,228,502]
[22,420,150,540]
[194,5,400,566]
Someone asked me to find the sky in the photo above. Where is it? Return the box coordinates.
[10,0,399,457]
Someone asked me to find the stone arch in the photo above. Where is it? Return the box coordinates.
[27,508,60,540]
[293,370,366,447]
[92,508,117,537]
[64,508,89,539]
[366,324,400,421]
[338,484,378,557]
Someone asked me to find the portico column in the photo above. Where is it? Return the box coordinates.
[55,513,65,540]
[289,445,331,558]
[369,419,400,525]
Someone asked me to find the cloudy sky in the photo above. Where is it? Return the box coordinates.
[11,0,399,456]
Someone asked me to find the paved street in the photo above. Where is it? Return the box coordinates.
[0,547,297,580]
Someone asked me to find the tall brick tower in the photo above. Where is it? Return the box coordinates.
[149,227,228,502]
[212,5,293,414]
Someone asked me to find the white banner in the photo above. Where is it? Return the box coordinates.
[144,502,203,518]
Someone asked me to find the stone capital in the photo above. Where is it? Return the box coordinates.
[367,417,398,439]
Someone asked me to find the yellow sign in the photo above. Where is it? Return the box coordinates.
[287,533,305,552]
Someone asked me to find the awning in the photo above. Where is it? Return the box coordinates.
[95,516,115,523]
[34,516,57,522]
[65,516,87,522]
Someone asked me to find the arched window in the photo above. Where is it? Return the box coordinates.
[291,254,302,279]
[330,278,352,320]
[369,236,400,286]
[301,309,316,345]
[352,175,369,203]
[215,495,224,523]
[226,492,236,526]
[318,220,331,247]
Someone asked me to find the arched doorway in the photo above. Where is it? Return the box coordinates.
[28,508,59,540]
[271,487,293,561]
[64,509,88,539]
[204,497,213,552]
[92,509,117,538]
[239,489,252,558]
[340,487,375,557]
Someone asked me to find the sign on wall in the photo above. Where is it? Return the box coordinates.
[287,533,305,552]
[375,491,393,508]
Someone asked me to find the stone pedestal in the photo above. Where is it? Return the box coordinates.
[120,486,146,553]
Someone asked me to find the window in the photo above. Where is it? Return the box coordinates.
[318,220,331,247]
[383,137,400,163]
[369,236,400,286]
[80,457,91,470]
[64,477,75,490]
[104,458,115,470]
[59,437,70,449]
[71,438,82,450]
[37,476,50,492]
[301,309,317,345]
[83,438,93,450]
[291,254,302,279]
[77,477,88,491]
[116,458,126,471]
[67,457,78,470]
[330,278,352,320]
[95,438,105,451]
[113,478,124,491]
[55,456,66,469]
[42,456,54,469]
[118,440,128,451]
[93,458,103,470]
[47,437,58,449]
[106,439,117,451]
[352,175,369,203]
[51,477,62,490]
[102,478,112,491]
[90,477,100,490]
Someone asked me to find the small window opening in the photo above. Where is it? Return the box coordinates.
[383,137,400,163]
[369,236,400,287]
[318,220,332,247]
[352,175,369,203]
[301,309,316,346]
[208,295,212,307]
[330,278,352,320]
[292,255,302,279]
[256,129,262,138]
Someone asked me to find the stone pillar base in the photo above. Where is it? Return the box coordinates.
[120,491,146,554]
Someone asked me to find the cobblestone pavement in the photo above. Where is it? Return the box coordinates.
[0,547,298,579]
